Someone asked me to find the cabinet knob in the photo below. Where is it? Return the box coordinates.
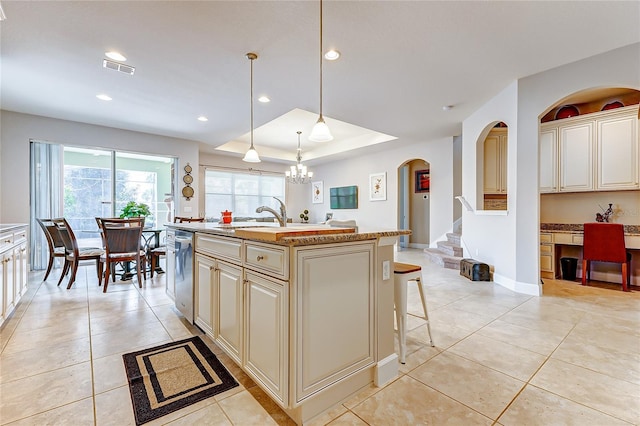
[256,255,264,261]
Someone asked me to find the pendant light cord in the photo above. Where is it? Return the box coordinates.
[250,55,255,149]
[319,0,323,118]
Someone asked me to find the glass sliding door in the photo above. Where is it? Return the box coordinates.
[63,147,113,246]
[115,152,174,229]
[31,144,176,270]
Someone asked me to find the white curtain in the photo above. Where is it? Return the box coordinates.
[30,141,63,270]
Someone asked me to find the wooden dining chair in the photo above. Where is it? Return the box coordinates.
[149,216,204,277]
[51,218,104,289]
[96,217,147,292]
[36,218,67,281]
[582,222,630,292]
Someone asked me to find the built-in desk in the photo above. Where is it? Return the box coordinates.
[540,223,640,285]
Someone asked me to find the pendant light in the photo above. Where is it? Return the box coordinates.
[243,52,261,163]
[309,0,333,142]
[285,131,314,184]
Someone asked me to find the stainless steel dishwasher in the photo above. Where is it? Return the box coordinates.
[173,229,194,323]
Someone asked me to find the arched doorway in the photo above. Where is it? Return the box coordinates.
[397,158,430,249]
[538,87,640,288]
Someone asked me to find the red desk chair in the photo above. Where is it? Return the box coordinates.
[582,223,630,292]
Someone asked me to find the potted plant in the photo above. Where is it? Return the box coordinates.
[299,209,309,223]
[120,201,152,219]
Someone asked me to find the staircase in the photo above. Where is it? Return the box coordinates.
[424,232,464,270]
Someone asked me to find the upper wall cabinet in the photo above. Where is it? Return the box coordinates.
[597,110,639,190]
[483,128,508,195]
[540,105,639,193]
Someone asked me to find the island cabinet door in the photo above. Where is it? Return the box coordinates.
[194,253,216,338]
[243,271,289,406]
[215,260,243,365]
[292,242,375,404]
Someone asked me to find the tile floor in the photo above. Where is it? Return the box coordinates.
[1,248,639,425]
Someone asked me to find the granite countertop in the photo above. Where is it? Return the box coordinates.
[166,222,411,246]
[541,223,640,235]
[0,223,28,233]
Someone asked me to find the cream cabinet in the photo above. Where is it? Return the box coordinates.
[484,128,508,194]
[216,260,243,364]
[539,127,558,193]
[540,105,639,193]
[540,232,554,275]
[195,253,215,336]
[292,242,375,404]
[1,225,28,327]
[597,110,639,190]
[244,270,288,405]
[559,120,594,192]
[194,248,243,366]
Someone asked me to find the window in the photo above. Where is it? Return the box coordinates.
[204,169,285,220]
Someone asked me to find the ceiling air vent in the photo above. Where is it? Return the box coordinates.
[102,59,135,75]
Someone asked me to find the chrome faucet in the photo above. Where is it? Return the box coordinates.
[256,196,287,227]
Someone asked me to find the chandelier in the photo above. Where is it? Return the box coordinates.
[285,131,314,184]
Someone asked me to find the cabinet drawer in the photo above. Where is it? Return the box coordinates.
[196,234,242,263]
[13,230,27,244]
[540,243,553,254]
[244,242,289,280]
[540,233,552,243]
[540,254,553,272]
[1,232,14,253]
[553,233,583,245]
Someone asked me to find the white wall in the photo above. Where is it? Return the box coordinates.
[461,42,640,296]
[289,137,454,246]
[516,42,640,292]
[462,82,520,291]
[0,111,200,222]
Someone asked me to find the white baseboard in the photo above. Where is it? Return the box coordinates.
[493,272,542,296]
[375,353,399,386]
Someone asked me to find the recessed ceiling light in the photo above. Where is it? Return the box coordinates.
[96,94,112,101]
[258,96,270,103]
[105,51,126,61]
[197,116,208,122]
[324,49,340,60]
[442,105,454,111]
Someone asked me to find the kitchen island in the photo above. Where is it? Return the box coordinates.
[166,222,410,425]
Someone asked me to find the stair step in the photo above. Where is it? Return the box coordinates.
[436,241,463,257]
[446,233,461,246]
[424,248,463,270]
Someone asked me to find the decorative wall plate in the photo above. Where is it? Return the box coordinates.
[183,174,193,184]
[184,164,193,174]
[182,186,194,199]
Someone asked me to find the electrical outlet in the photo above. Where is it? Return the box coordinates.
[382,260,390,280]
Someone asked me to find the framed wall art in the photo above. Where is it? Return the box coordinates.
[369,172,386,201]
[415,169,430,193]
[312,181,324,204]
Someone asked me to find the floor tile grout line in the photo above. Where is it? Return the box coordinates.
[522,382,636,425]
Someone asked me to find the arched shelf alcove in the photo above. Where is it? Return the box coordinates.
[476,121,509,211]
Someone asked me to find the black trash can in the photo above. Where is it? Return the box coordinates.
[560,257,578,281]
